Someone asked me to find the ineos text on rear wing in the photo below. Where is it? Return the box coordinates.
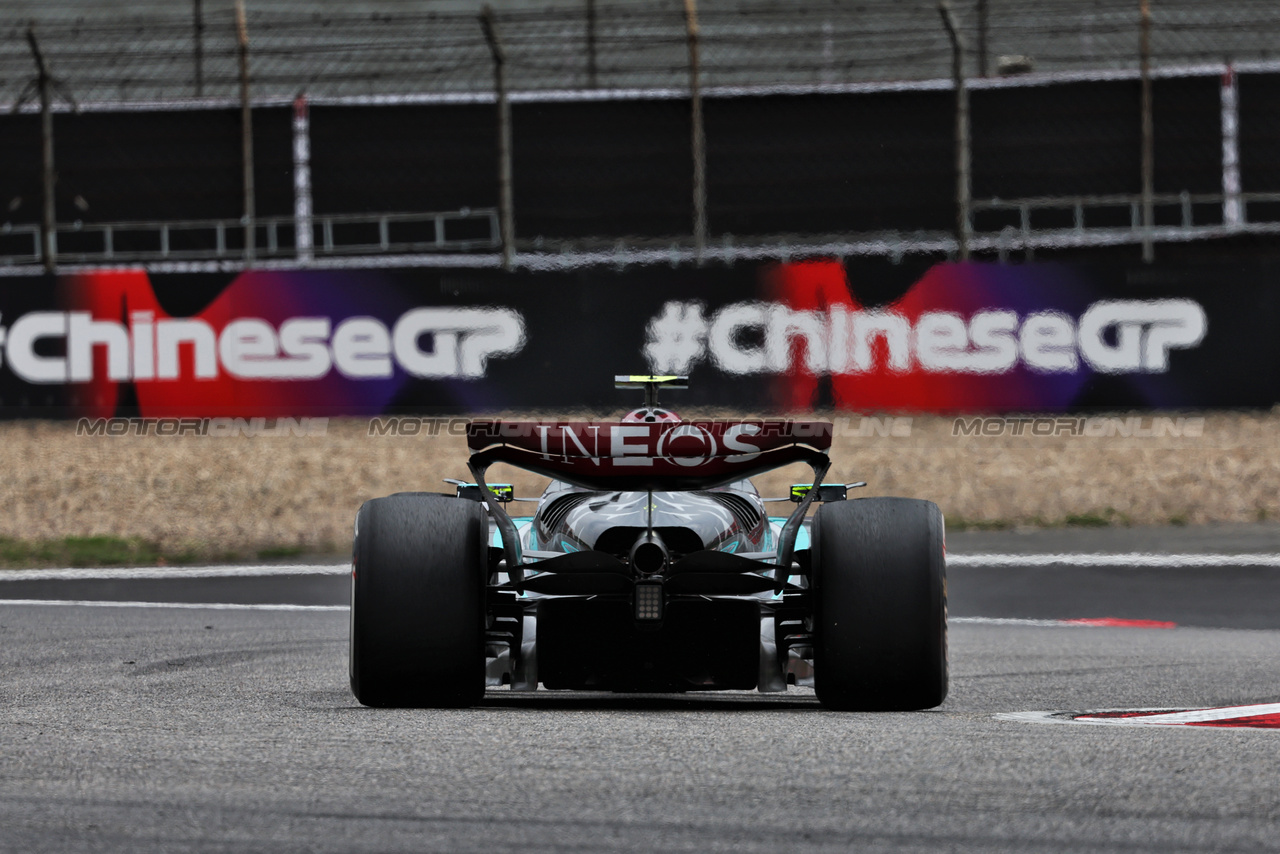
[466,420,832,492]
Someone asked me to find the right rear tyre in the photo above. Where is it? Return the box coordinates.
[811,496,948,711]
[349,492,487,708]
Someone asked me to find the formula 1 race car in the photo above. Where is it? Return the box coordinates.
[350,376,947,711]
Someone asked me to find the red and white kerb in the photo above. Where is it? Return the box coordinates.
[1073,704,1280,729]
[999,703,1280,730]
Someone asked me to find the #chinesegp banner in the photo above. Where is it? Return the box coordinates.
[648,259,1261,412]
[4,268,531,417]
[0,259,1272,417]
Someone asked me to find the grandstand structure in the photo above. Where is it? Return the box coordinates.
[2,1,1280,272]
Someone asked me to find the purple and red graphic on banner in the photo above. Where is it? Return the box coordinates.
[0,258,1267,417]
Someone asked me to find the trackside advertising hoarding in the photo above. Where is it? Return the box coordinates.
[0,260,1271,417]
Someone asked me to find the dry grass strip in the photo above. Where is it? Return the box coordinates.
[1,411,1276,558]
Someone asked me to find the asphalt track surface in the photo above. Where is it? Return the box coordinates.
[3,527,1279,853]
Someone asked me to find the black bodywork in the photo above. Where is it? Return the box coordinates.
[511,481,782,691]
[474,477,830,693]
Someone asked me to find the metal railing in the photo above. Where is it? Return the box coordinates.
[970,191,1280,259]
[9,208,500,267]
[0,223,41,267]
[8,192,1280,273]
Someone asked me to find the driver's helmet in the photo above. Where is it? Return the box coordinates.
[621,407,681,424]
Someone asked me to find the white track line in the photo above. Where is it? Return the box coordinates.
[1,553,1278,582]
[0,599,346,611]
[0,608,1167,622]
[947,553,1280,568]
[0,564,349,581]
[996,711,1137,727]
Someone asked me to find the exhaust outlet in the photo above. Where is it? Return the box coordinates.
[629,532,669,575]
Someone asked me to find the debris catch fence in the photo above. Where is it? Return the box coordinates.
[3,1,1280,271]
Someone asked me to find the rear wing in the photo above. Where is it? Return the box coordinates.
[466,419,832,492]
[466,419,832,577]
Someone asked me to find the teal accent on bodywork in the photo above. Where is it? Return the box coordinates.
[494,518,533,549]
[559,539,581,553]
[719,541,740,554]
[766,517,811,601]
[768,517,810,552]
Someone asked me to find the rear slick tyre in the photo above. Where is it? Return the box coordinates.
[812,497,948,711]
[349,492,487,708]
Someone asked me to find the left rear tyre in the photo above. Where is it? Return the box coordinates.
[349,492,487,708]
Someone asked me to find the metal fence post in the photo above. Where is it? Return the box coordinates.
[939,1,971,261]
[685,0,707,265]
[236,0,256,265]
[18,29,59,274]
[1221,63,1242,229]
[1139,0,1155,262]
[586,0,599,89]
[977,0,989,77]
[293,93,314,262]
[481,6,515,271]
[193,0,204,98]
